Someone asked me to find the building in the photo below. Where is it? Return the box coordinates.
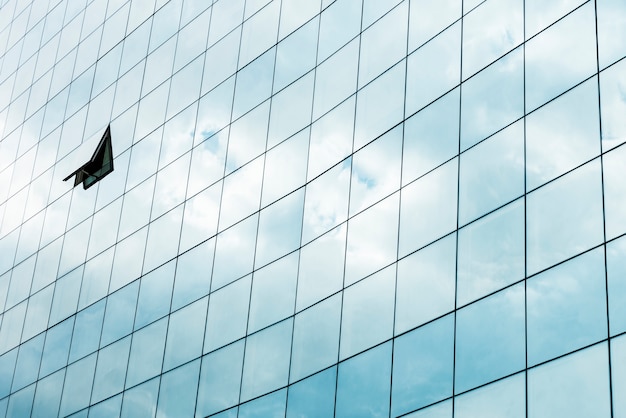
[0,0,626,416]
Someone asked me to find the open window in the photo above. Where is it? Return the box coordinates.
[64,125,114,190]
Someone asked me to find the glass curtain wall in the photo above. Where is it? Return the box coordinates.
[0,0,625,416]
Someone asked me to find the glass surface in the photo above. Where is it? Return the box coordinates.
[275,16,319,93]
[204,275,251,353]
[525,0,586,38]
[455,372,525,418]
[607,236,626,336]
[58,353,97,417]
[120,377,159,418]
[317,0,362,62]
[526,160,604,275]
[455,283,525,393]
[261,129,309,208]
[162,296,207,371]
[358,1,407,88]
[211,215,258,290]
[286,367,336,418]
[405,400,452,418]
[126,317,167,389]
[612,335,626,417]
[340,265,395,360]
[240,318,293,402]
[600,58,626,152]
[349,125,402,217]
[48,267,82,327]
[11,333,44,392]
[39,317,74,378]
[225,100,270,175]
[134,260,175,330]
[525,3,596,111]
[597,0,626,69]
[109,227,148,293]
[406,22,460,115]
[344,192,399,286]
[391,314,454,416]
[290,294,341,382]
[218,158,263,231]
[156,359,200,418]
[335,342,391,418]
[239,389,286,418]
[171,240,213,311]
[31,369,64,418]
[395,234,455,334]
[526,78,600,191]
[254,189,304,268]
[142,204,183,274]
[459,121,524,224]
[457,199,525,306]
[527,248,608,366]
[100,280,139,347]
[22,284,54,342]
[89,393,122,418]
[196,340,245,417]
[399,159,458,258]
[402,88,459,186]
[91,336,131,403]
[267,72,314,149]
[6,384,35,418]
[312,39,358,121]
[354,60,405,150]
[248,253,298,333]
[528,343,611,418]
[232,48,276,120]
[604,144,626,240]
[239,0,280,69]
[68,299,105,363]
[460,47,523,151]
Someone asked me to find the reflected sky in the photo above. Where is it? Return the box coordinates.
[0,0,623,416]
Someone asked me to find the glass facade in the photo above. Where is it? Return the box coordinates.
[0,0,625,416]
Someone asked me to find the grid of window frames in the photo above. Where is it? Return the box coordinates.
[0,0,625,416]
